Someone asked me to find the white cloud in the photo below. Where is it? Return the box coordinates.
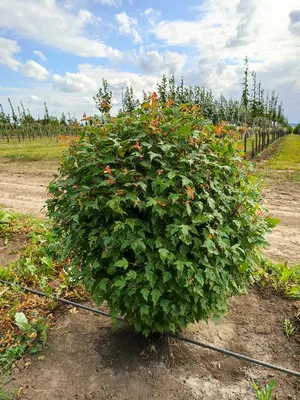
[37,63,159,115]
[153,0,300,122]
[142,8,161,25]
[154,0,300,63]
[30,95,39,101]
[116,12,142,43]
[33,50,47,62]
[52,72,98,93]
[0,0,120,59]
[136,50,186,75]
[52,64,158,103]
[0,37,21,71]
[22,60,49,81]
[96,0,121,6]
[77,9,95,26]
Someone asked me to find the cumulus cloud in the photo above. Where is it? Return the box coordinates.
[22,60,49,81]
[0,37,21,71]
[52,72,98,93]
[50,63,159,113]
[116,12,142,43]
[33,50,47,62]
[0,0,120,59]
[153,0,300,122]
[154,0,300,62]
[137,50,186,75]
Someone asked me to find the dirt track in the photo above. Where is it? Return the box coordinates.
[263,181,300,265]
[0,159,57,217]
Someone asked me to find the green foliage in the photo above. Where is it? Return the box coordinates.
[0,379,18,400]
[44,102,50,124]
[47,102,272,336]
[0,208,88,373]
[294,123,300,135]
[254,259,300,298]
[253,378,275,400]
[283,318,297,337]
[0,212,73,293]
[0,311,49,373]
[60,112,67,125]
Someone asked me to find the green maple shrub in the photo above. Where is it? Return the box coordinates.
[47,97,273,335]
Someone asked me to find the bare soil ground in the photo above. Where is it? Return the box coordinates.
[3,289,300,400]
[1,158,300,399]
[0,232,27,267]
[263,180,300,265]
[0,159,58,218]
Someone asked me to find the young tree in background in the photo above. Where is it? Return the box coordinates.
[123,86,140,113]
[8,98,18,127]
[241,56,249,124]
[44,102,50,125]
[60,112,67,125]
[158,74,168,104]
[94,79,113,115]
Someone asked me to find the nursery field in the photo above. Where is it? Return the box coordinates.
[0,135,300,399]
[0,138,67,160]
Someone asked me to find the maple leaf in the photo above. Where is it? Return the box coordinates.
[187,185,195,200]
[104,165,112,174]
[132,141,142,152]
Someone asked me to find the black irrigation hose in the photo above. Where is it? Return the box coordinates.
[0,279,123,322]
[168,333,300,378]
[1,279,300,378]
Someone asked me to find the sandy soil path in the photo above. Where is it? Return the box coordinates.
[263,181,300,265]
[0,159,58,217]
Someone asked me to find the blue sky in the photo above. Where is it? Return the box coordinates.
[0,0,300,122]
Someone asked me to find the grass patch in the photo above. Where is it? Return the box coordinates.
[254,259,300,298]
[263,135,300,170]
[235,138,253,152]
[0,138,67,160]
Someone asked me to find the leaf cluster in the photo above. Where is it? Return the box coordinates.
[47,102,272,335]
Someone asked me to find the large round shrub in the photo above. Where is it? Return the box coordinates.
[47,101,272,335]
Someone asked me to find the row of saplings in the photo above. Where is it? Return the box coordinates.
[47,101,273,336]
